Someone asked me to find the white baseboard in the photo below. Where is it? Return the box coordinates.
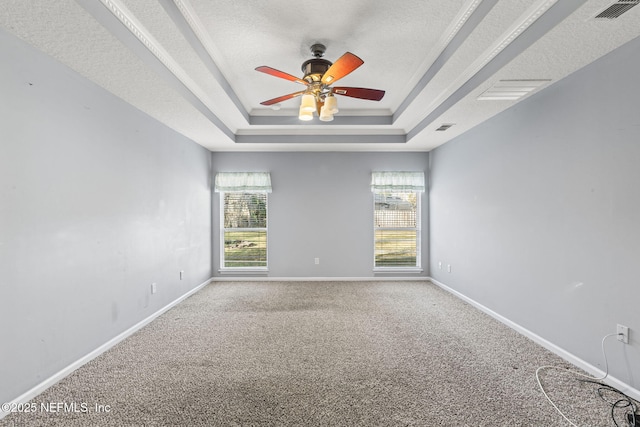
[0,278,212,420]
[428,277,640,402]
[211,276,429,282]
[6,276,634,422]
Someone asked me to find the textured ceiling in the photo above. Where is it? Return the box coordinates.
[1,0,640,151]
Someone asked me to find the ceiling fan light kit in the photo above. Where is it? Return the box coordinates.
[324,94,338,114]
[256,43,385,122]
[298,105,314,121]
[300,93,316,112]
[319,106,334,122]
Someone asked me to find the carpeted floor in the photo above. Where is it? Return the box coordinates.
[1,281,635,426]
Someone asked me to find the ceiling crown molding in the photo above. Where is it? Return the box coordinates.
[96,0,235,138]
[478,0,559,69]
[422,0,558,119]
[445,0,484,45]
[168,0,249,120]
[86,0,578,146]
[393,0,488,121]
[407,0,561,139]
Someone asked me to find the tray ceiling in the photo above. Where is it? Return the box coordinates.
[1,0,639,151]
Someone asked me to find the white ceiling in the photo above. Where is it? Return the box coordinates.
[2,0,640,151]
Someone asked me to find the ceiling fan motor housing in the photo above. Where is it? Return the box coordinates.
[301,58,332,81]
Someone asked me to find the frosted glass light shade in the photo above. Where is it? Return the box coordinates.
[298,106,313,121]
[300,94,316,112]
[324,95,338,114]
[319,105,334,122]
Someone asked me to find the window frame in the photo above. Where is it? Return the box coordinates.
[219,191,269,272]
[372,191,422,272]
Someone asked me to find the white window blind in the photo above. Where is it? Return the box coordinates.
[371,171,423,269]
[221,192,267,268]
[215,172,270,270]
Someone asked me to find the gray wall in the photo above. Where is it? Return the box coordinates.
[211,152,429,278]
[429,36,640,390]
[0,30,212,404]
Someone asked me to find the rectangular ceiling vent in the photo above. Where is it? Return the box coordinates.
[594,0,639,19]
[477,79,551,101]
[436,124,454,131]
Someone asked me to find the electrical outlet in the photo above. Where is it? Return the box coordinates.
[180,270,184,280]
[447,264,452,273]
[314,258,320,265]
[438,262,442,269]
[617,324,629,344]
[151,283,157,294]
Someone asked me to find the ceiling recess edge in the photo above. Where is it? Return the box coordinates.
[95,0,235,139]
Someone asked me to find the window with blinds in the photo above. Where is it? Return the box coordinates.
[374,192,420,268]
[371,171,423,270]
[221,192,267,268]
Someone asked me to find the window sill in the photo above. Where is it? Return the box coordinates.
[373,267,424,274]
[218,268,269,275]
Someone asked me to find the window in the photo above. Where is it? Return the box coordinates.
[215,172,271,270]
[374,192,420,267]
[221,192,267,268]
[371,172,424,269]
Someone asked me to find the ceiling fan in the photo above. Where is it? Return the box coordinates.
[255,43,385,122]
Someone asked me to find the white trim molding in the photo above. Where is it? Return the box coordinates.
[428,277,640,402]
[0,278,213,420]
[211,276,429,282]
[95,0,234,134]
[419,0,559,124]
[170,0,249,119]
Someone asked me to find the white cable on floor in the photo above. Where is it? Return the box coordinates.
[535,333,620,427]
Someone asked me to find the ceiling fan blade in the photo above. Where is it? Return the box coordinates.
[259,91,305,106]
[255,66,308,86]
[321,52,364,85]
[332,87,385,101]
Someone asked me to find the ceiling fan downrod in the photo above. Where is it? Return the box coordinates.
[302,43,332,82]
[310,43,326,58]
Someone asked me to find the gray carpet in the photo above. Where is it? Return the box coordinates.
[2,281,634,426]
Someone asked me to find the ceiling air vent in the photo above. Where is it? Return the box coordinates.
[594,0,639,19]
[477,79,551,101]
[436,124,454,131]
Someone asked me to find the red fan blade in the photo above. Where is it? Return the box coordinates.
[260,91,305,106]
[332,87,385,101]
[255,66,308,86]
[321,52,364,85]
